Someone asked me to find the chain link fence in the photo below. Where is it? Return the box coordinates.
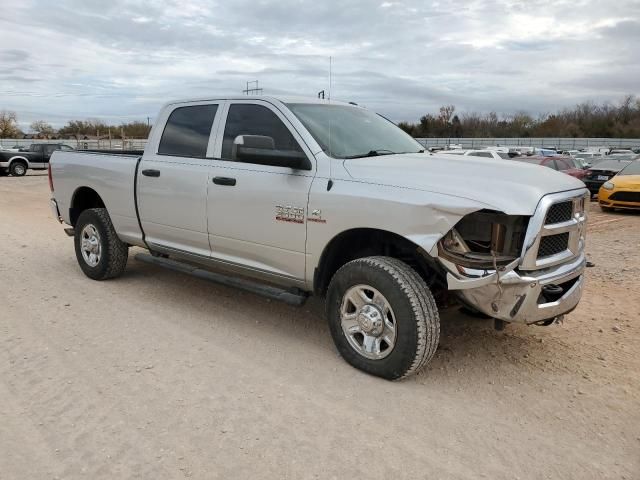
[415,137,640,150]
[3,137,640,152]
[0,138,147,151]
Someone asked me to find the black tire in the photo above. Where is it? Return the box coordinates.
[600,205,613,212]
[10,162,27,177]
[326,256,440,380]
[74,208,128,280]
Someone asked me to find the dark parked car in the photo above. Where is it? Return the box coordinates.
[0,143,74,176]
[584,158,635,196]
[512,155,588,180]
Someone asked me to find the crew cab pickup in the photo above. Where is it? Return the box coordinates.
[49,96,589,379]
[0,143,74,176]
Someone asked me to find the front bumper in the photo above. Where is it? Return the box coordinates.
[440,253,585,324]
[598,189,640,210]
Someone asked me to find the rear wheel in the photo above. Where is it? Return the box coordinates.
[74,208,128,280]
[326,256,440,380]
[10,162,27,176]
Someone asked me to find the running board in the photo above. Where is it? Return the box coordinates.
[134,253,308,306]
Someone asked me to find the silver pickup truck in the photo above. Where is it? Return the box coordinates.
[49,96,588,379]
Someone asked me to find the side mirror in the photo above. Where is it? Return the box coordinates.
[233,135,310,170]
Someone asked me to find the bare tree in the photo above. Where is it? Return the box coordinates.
[30,120,55,138]
[0,110,20,138]
[438,105,455,125]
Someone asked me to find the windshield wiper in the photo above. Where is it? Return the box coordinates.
[344,149,425,159]
[344,149,396,159]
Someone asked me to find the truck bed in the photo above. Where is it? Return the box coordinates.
[50,150,145,246]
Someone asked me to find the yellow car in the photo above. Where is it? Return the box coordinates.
[598,160,640,211]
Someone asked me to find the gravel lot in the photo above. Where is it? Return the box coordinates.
[1,173,639,479]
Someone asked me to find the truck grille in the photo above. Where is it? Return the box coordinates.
[538,233,569,258]
[519,190,588,270]
[609,191,640,203]
[545,201,573,224]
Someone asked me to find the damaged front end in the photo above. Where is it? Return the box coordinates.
[435,190,589,325]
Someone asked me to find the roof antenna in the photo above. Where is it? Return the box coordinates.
[327,56,334,191]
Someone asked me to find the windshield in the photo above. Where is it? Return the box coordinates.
[286,103,424,159]
[619,160,640,176]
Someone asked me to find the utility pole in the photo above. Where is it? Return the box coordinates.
[243,80,263,95]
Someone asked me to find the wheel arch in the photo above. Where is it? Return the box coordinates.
[8,155,29,166]
[69,186,106,226]
[313,227,443,296]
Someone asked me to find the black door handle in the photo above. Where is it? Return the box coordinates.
[141,169,161,177]
[213,176,236,186]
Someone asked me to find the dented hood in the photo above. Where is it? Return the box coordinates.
[343,153,586,215]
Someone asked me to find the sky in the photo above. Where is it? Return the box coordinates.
[1,0,639,129]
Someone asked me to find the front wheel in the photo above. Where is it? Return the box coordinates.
[74,208,128,280]
[326,256,440,380]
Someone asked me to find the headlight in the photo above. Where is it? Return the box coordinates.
[438,211,529,269]
[602,181,614,190]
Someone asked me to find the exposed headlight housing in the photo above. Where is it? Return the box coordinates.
[438,211,529,270]
[602,181,614,190]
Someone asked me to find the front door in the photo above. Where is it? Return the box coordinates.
[137,102,221,257]
[206,101,315,281]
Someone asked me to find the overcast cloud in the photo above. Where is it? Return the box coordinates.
[1,0,639,128]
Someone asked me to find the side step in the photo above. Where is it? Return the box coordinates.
[134,253,308,306]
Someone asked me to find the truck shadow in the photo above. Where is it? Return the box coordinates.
[122,254,577,384]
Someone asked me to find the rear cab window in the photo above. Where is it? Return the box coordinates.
[158,104,218,158]
[469,151,493,158]
[554,158,572,171]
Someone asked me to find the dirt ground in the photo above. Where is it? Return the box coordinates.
[1,173,639,480]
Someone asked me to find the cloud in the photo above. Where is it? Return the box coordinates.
[0,0,638,128]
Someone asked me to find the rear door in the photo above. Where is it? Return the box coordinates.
[205,100,316,281]
[30,144,45,168]
[137,102,222,257]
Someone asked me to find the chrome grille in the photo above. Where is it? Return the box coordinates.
[538,233,569,258]
[520,190,588,270]
[545,201,573,224]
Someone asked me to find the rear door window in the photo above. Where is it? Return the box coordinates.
[158,104,218,158]
[45,145,58,156]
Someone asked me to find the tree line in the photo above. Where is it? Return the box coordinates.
[3,95,640,140]
[0,112,152,139]
[397,95,640,138]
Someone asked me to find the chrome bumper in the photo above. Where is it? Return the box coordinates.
[440,253,585,324]
[50,198,62,223]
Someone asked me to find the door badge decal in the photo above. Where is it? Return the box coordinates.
[307,208,327,224]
